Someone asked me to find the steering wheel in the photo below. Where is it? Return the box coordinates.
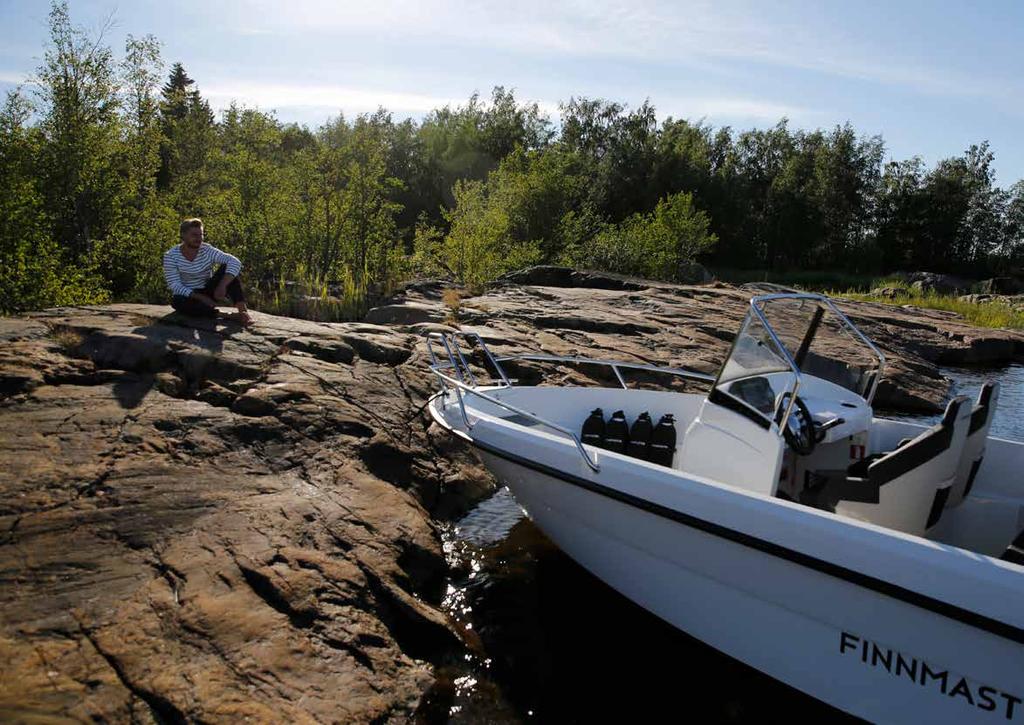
[778,393,817,456]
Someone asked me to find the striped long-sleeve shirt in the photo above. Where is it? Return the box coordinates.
[163,244,242,298]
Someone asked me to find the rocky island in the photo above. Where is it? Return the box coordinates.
[3,268,1023,722]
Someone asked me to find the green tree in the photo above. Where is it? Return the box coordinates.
[121,34,162,206]
[569,191,717,280]
[35,0,124,261]
[439,179,541,290]
[421,145,593,286]
[0,89,107,312]
[484,147,592,260]
[92,33,173,301]
[949,143,1005,269]
[559,98,659,221]
[874,157,927,270]
[412,87,552,223]
[211,105,292,278]
[1002,181,1024,269]
[810,125,884,268]
[336,116,404,294]
[7,10,1024,317]
[158,61,216,207]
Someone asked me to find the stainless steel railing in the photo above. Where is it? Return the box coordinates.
[431,367,602,471]
[748,293,886,405]
[426,331,714,473]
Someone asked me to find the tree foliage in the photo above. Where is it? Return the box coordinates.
[567,192,716,280]
[2,1,1023,316]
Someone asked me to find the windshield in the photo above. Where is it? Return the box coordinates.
[714,295,884,424]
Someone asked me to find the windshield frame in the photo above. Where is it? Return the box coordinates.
[711,293,886,434]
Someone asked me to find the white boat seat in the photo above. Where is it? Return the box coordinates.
[803,396,971,537]
[945,382,999,509]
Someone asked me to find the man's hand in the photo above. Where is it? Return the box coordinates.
[190,291,216,308]
[214,274,235,302]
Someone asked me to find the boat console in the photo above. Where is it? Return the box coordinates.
[674,294,1002,537]
[677,296,877,509]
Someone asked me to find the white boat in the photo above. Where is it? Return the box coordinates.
[427,293,1024,724]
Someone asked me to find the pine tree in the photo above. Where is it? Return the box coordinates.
[157,62,214,191]
[160,62,194,121]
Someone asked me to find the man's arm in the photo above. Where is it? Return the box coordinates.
[206,245,242,299]
[206,245,242,277]
[164,250,215,306]
[163,251,194,298]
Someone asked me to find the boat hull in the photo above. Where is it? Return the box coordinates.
[477,448,1024,724]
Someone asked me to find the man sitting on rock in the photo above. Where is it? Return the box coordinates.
[163,218,254,327]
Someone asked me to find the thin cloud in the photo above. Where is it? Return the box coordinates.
[203,78,808,127]
[221,0,1019,103]
[203,81,549,118]
[0,70,30,85]
[666,96,812,123]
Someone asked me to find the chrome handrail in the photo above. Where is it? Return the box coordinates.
[427,334,467,383]
[426,332,715,473]
[494,354,716,389]
[749,293,886,405]
[428,293,887,466]
[432,367,601,472]
[820,298,887,404]
[749,293,886,385]
[749,299,803,435]
[725,293,887,434]
[449,334,479,387]
[463,331,511,386]
[428,332,715,390]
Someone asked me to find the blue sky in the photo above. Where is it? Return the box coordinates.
[2,0,1022,185]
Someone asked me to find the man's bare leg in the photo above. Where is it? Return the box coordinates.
[215,309,252,326]
[208,298,252,327]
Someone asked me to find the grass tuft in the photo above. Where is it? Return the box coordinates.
[712,268,1024,330]
[48,325,87,354]
[834,287,1024,330]
[711,267,902,293]
[442,288,463,326]
[248,266,378,322]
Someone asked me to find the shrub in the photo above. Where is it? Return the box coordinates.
[568,191,717,281]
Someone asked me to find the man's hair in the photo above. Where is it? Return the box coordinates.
[179,218,204,239]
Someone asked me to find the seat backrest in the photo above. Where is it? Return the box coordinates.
[868,396,969,488]
[836,396,970,536]
[946,382,1000,508]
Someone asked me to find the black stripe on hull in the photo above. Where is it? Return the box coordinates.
[466,435,1024,646]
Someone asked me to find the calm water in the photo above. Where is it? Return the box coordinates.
[887,363,1024,442]
[439,490,848,723]
[437,364,1024,723]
